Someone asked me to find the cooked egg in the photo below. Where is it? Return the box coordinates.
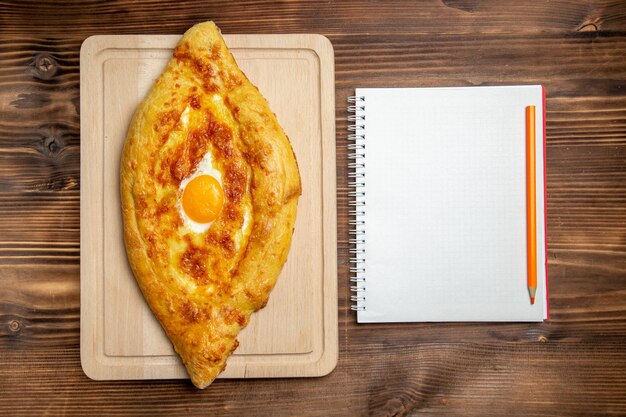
[179,149,224,233]
[182,175,223,222]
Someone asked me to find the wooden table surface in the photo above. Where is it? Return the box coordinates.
[1,1,626,416]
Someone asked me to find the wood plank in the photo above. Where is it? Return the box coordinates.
[0,264,79,346]
[0,1,625,35]
[1,341,626,416]
[1,0,626,414]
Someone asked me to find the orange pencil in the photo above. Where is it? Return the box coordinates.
[526,106,537,305]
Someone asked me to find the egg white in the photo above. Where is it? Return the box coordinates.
[178,149,224,233]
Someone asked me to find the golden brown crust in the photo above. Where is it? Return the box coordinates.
[120,21,301,388]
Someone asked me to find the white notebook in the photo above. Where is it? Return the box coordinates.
[349,86,548,323]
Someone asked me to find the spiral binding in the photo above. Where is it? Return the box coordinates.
[347,96,366,312]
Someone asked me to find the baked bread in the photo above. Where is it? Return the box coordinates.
[120,21,301,388]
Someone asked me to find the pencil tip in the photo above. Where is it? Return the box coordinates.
[528,287,537,305]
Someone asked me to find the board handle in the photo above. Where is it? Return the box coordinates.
[347,96,366,312]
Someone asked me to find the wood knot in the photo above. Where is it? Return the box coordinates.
[32,54,58,80]
[578,22,598,32]
[538,335,548,343]
[44,135,60,155]
[8,319,21,333]
[379,398,409,416]
[37,125,69,159]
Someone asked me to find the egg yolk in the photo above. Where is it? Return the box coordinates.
[182,175,224,224]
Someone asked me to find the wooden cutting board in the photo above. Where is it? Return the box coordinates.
[79,33,337,381]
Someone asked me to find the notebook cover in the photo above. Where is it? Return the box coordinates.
[351,85,548,323]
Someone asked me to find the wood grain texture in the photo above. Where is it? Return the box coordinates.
[1,0,626,416]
